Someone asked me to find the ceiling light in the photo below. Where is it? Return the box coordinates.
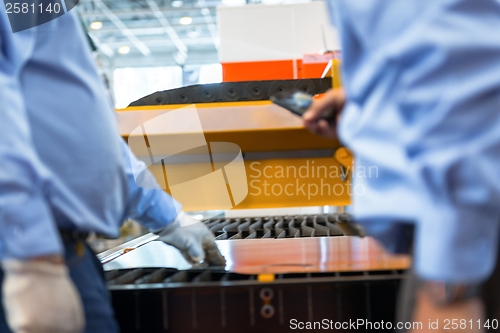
[118,46,130,55]
[201,8,210,15]
[171,0,183,7]
[179,16,193,25]
[90,21,103,30]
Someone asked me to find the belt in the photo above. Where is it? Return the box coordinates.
[59,229,89,257]
[58,229,90,242]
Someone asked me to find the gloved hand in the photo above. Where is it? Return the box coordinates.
[1,259,84,333]
[156,212,226,266]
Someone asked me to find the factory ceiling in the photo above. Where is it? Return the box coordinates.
[78,0,317,68]
[78,0,221,67]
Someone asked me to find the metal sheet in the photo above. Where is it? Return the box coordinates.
[103,241,192,271]
[221,236,410,274]
[103,236,410,274]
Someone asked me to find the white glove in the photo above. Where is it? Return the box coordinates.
[156,212,226,266]
[1,259,84,333]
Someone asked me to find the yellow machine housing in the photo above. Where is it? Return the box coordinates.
[117,60,350,212]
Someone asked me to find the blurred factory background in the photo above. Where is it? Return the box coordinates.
[77,0,337,107]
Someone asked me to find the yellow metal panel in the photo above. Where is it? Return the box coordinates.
[118,100,273,112]
[145,165,167,189]
[332,59,343,89]
[236,157,351,210]
[118,100,352,210]
[334,147,353,168]
[136,157,351,211]
[118,103,341,151]
[321,59,343,89]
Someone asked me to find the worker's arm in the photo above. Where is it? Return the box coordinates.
[395,0,500,329]
[325,0,500,283]
[326,0,500,328]
[118,137,182,231]
[0,10,84,333]
[119,140,225,265]
[0,12,62,261]
[387,0,500,285]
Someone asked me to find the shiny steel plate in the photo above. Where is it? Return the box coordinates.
[103,236,410,273]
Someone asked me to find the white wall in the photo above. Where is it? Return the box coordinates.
[218,1,340,63]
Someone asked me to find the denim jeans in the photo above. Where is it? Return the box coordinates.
[0,240,119,333]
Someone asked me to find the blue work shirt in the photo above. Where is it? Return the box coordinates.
[0,10,180,259]
[328,0,500,283]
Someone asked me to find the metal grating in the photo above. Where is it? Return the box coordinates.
[202,213,365,240]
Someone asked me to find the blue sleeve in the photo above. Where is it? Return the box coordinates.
[0,14,62,259]
[393,0,500,283]
[120,139,182,232]
[333,0,500,283]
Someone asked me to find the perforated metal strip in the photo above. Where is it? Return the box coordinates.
[202,214,363,240]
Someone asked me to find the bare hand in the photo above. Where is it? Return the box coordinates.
[409,286,485,333]
[303,88,345,140]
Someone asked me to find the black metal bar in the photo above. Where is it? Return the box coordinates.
[128,78,332,107]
